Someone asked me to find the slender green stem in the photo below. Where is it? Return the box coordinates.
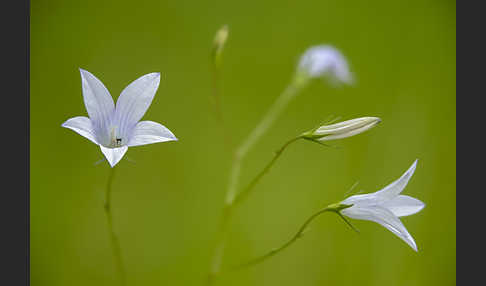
[229,203,357,271]
[206,79,306,285]
[206,205,232,285]
[225,80,305,205]
[233,136,302,207]
[104,166,127,286]
[211,62,233,148]
[232,207,334,270]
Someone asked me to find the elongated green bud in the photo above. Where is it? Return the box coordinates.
[302,117,381,142]
[212,25,229,67]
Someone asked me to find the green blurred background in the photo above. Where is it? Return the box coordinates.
[31,0,455,285]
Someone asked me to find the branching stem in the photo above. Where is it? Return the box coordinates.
[206,79,306,285]
[233,136,302,207]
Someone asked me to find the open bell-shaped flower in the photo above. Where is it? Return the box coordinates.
[62,69,178,167]
[340,160,425,251]
[296,45,354,86]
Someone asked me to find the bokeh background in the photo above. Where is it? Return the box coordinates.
[31,0,456,285]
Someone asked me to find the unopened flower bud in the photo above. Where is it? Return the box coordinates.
[302,117,381,142]
[212,25,229,67]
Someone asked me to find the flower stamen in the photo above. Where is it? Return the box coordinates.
[109,126,122,148]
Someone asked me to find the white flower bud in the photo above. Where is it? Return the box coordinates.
[303,117,381,141]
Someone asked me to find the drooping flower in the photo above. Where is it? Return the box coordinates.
[302,117,381,142]
[340,160,425,251]
[62,69,177,167]
[297,45,354,85]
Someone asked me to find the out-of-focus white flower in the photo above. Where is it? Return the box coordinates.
[62,69,177,167]
[302,117,381,142]
[340,160,425,251]
[297,45,354,85]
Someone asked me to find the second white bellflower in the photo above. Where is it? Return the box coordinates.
[340,160,425,251]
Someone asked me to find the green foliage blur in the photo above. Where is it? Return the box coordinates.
[31,0,455,285]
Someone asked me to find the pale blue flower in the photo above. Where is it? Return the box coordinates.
[62,69,177,167]
[298,45,354,85]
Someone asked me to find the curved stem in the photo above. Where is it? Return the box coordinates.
[232,207,334,270]
[104,166,127,286]
[206,80,306,285]
[225,81,305,206]
[233,136,302,207]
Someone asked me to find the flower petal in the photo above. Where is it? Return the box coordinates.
[341,192,380,206]
[100,145,128,167]
[114,72,161,140]
[342,205,418,251]
[375,160,418,200]
[127,120,177,147]
[79,69,115,144]
[61,116,99,145]
[383,195,425,217]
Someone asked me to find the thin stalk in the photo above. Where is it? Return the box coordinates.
[232,207,334,269]
[233,136,302,207]
[206,79,306,285]
[104,166,127,286]
[211,63,233,148]
[206,205,232,285]
[226,80,305,205]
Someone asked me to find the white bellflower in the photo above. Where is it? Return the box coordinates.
[340,160,425,251]
[62,69,177,167]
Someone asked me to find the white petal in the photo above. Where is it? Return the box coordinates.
[114,72,161,140]
[61,116,99,145]
[79,69,115,143]
[127,120,177,147]
[375,160,418,200]
[341,192,380,206]
[383,195,425,217]
[342,205,418,251]
[100,145,128,167]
